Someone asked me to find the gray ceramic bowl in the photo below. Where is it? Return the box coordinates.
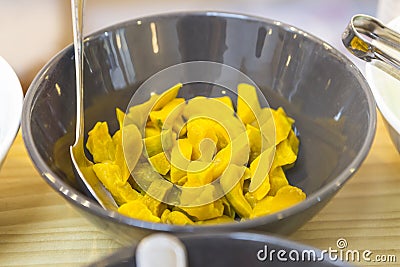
[22,12,376,244]
[87,232,352,267]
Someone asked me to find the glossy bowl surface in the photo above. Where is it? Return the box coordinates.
[22,12,376,243]
[0,56,23,168]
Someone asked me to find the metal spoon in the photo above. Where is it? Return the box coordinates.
[69,0,118,210]
[342,14,400,81]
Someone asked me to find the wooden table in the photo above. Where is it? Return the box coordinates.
[0,114,399,266]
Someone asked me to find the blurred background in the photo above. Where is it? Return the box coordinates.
[0,0,386,92]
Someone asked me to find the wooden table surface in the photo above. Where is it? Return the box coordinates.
[0,114,399,267]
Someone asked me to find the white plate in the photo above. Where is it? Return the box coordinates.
[0,56,23,165]
[365,16,400,151]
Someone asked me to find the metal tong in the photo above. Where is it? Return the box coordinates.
[342,14,400,80]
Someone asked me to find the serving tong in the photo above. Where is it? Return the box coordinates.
[342,14,400,80]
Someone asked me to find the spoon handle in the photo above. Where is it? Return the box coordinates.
[71,0,85,143]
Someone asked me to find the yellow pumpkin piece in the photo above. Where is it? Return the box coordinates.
[271,107,294,145]
[214,96,234,111]
[243,167,252,180]
[251,185,306,218]
[152,83,183,111]
[143,135,162,158]
[246,124,262,163]
[146,176,173,204]
[92,163,141,205]
[130,162,162,192]
[120,179,169,220]
[212,132,250,179]
[253,108,275,147]
[248,153,271,201]
[229,131,250,166]
[118,200,161,223]
[113,127,141,187]
[185,161,214,187]
[116,108,125,130]
[221,197,235,218]
[213,122,230,151]
[86,122,116,163]
[248,147,274,200]
[143,129,173,158]
[180,199,224,221]
[182,96,205,121]
[125,93,159,128]
[272,138,297,169]
[243,179,250,194]
[121,124,144,172]
[170,165,186,184]
[225,182,252,218]
[145,118,156,129]
[175,175,188,186]
[237,83,262,125]
[186,118,218,160]
[196,215,235,225]
[141,194,167,217]
[183,96,239,152]
[249,175,270,201]
[113,141,130,183]
[288,129,299,155]
[220,165,252,218]
[160,209,171,223]
[244,192,257,208]
[183,96,232,122]
[149,152,170,175]
[176,138,193,161]
[112,128,122,146]
[149,98,185,129]
[145,126,161,137]
[180,183,218,208]
[211,143,230,179]
[268,166,289,196]
[165,211,194,225]
[172,115,187,138]
[251,196,274,218]
[170,139,192,183]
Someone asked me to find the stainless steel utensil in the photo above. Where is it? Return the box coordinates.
[342,14,400,80]
[69,0,118,210]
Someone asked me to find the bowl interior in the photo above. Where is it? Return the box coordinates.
[23,13,375,229]
[0,56,23,165]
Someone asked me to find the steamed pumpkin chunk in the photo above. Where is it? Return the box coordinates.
[251,185,306,218]
[86,122,115,163]
[92,163,140,205]
[86,83,305,224]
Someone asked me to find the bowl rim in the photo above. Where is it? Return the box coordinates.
[365,17,400,135]
[21,11,377,232]
[0,56,23,162]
